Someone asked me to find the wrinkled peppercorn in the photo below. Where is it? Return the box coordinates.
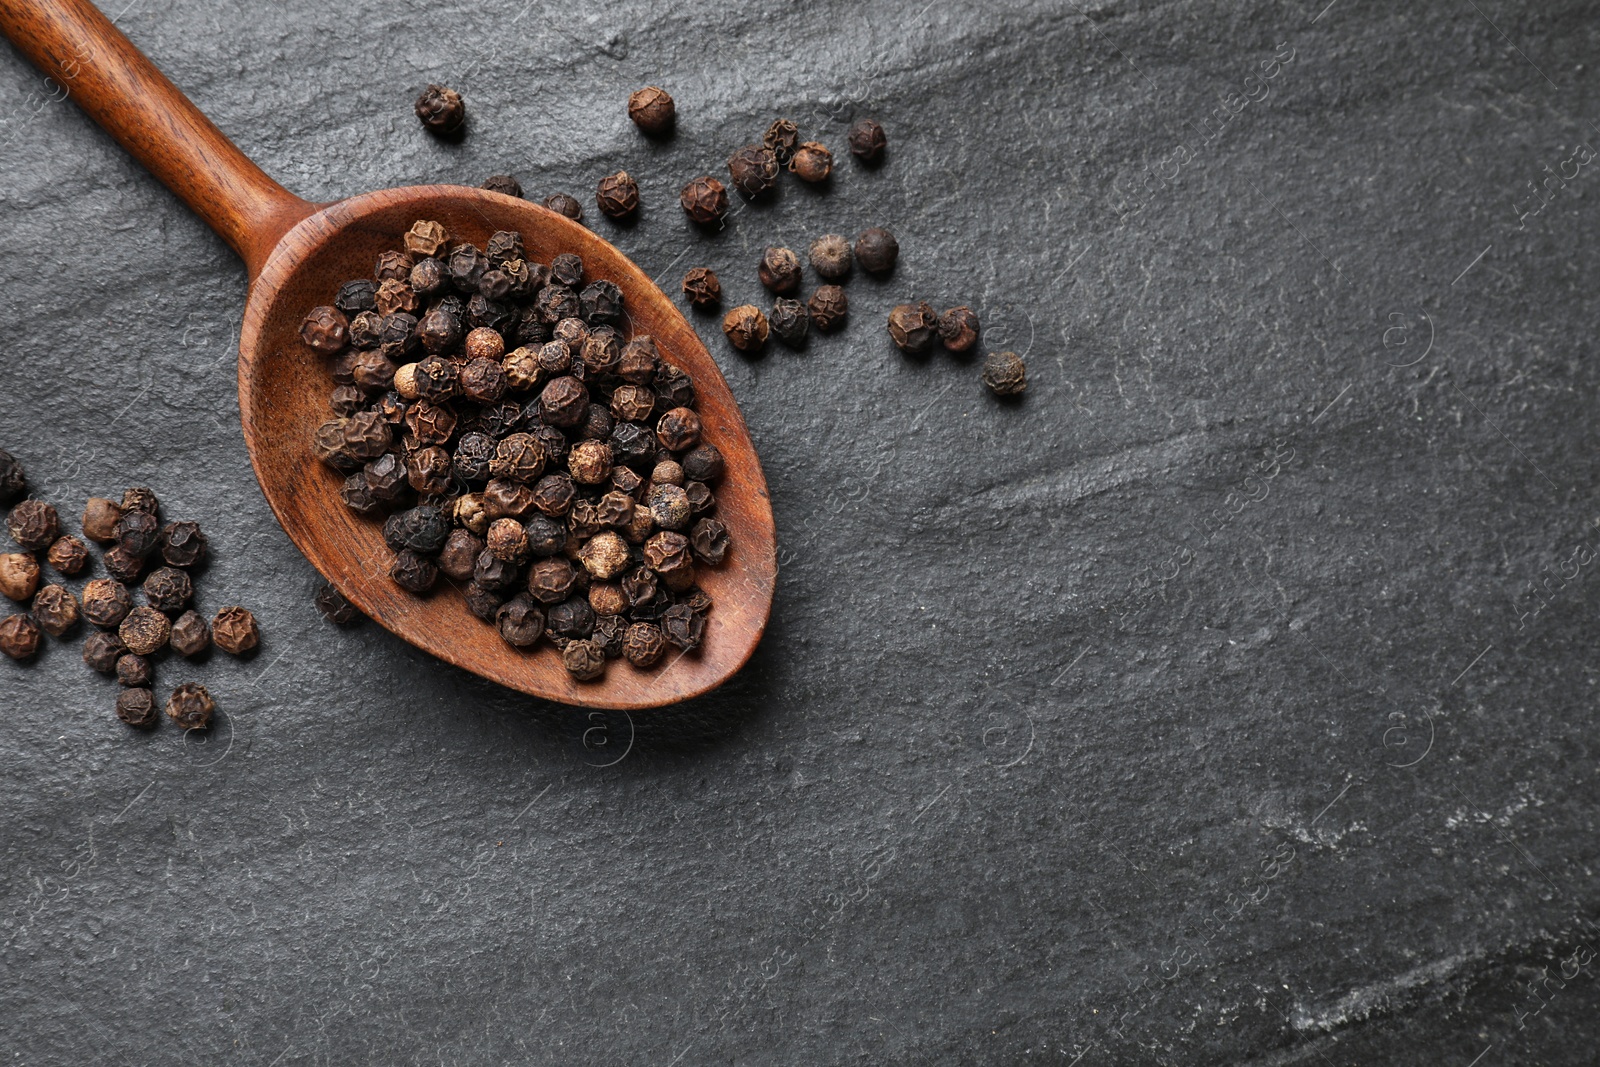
[808,285,849,332]
[481,174,523,198]
[116,653,151,688]
[847,117,887,162]
[548,597,597,640]
[81,578,131,629]
[112,509,159,558]
[142,567,192,614]
[680,176,728,225]
[790,141,833,182]
[627,85,675,135]
[690,517,730,565]
[656,407,701,452]
[165,682,215,730]
[647,484,692,532]
[544,192,583,221]
[621,622,665,667]
[539,376,590,430]
[375,250,414,282]
[391,550,438,593]
[384,506,451,554]
[483,478,537,521]
[474,548,521,592]
[170,610,211,656]
[340,472,382,517]
[437,529,484,583]
[685,480,715,514]
[376,278,420,316]
[8,500,58,551]
[580,281,624,326]
[809,234,852,280]
[770,298,809,347]
[0,553,39,602]
[682,267,720,309]
[121,487,159,516]
[723,305,769,352]
[575,531,629,581]
[337,278,378,314]
[566,440,612,486]
[496,593,545,647]
[662,603,705,651]
[102,545,144,585]
[596,171,640,218]
[213,606,259,655]
[618,336,659,385]
[158,521,207,568]
[464,583,504,622]
[486,518,530,563]
[0,450,24,506]
[330,384,366,416]
[938,306,981,353]
[415,84,465,134]
[562,639,606,680]
[856,228,899,275]
[119,605,170,656]
[682,443,725,483]
[81,497,122,543]
[888,302,940,353]
[83,630,124,673]
[116,687,157,728]
[0,611,40,659]
[728,144,780,197]
[526,556,577,605]
[758,246,802,294]
[32,583,78,636]
[300,306,348,353]
[981,350,1028,397]
[764,118,799,164]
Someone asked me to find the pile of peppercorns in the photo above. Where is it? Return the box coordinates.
[412,83,1027,400]
[0,449,261,730]
[303,220,729,681]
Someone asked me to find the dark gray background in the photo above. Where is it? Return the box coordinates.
[3,0,1599,1063]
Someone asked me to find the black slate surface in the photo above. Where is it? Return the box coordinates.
[4,0,1600,1063]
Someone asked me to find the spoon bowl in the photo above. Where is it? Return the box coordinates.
[0,0,777,709]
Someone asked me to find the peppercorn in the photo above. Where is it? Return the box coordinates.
[680,176,728,225]
[0,611,40,659]
[647,484,692,532]
[770,298,809,347]
[580,280,624,326]
[930,308,977,355]
[473,548,521,592]
[483,478,538,522]
[758,246,803,295]
[116,687,157,728]
[213,606,259,655]
[591,613,627,657]
[337,279,378,314]
[807,235,852,282]
[553,318,589,353]
[502,346,541,392]
[847,117,887,162]
[477,401,526,439]
[170,610,211,656]
[481,174,523,198]
[464,583,504,622]
[165,682,215,730]
[728,144,780,197]
[30,583,77,636]
[0,450,24,506]
[610,422,658,471]
[81,578,131,629]
[627,85,675,135]
[343,411,393,461]
[116,653,151,688]
[156,521,206,569]
[544,193,584,221]
[562,639,606,680]
[300,306,348,353]
[525,474,572,519]
[548,597,597,640]
[690,517,730,565]
[764,118,799,164]
[494,593,545,648]
[120,487,158,516]
[596,171,640,219]
[375,250,415,282]
[0,553,39,602]
[376,278,420,316]
[536,285,580,325]
[853,232,897,280]
[415,84,465,134]
[888,302,939,353]
[543,253,580,291]
[807,285,849,333]
[417,307,461,357]
[539,376,589,430]
[566,440,612,486]
[601,384,648,423]
[722,305,769,353]
[569,499,605,541]
[682,267,721,309]
[618,336,659,385]
[81,497,122,543]
[7,500,58,551]
[621,508,656,546]
[349,310,384,347]
[569,530,626,581]
[109,511,157,560]
[580,403,615,443]
[981,350,1028,397]
[348,350,396,391]
[83,630,124,673]
[681,443,725,483]
[451,493,488,535]
[790,141,833,182]
[388,549,436,593]
[644,530,693,576]
[527,556,579,604]
[338,472,381,517]
[483,518,528,564]
[609,620,662,667]
[330,384,366,416]
[470,300,512,340]
[400,221,447,260]
[656,407,702,453]
[621,566,658,608]
[487,433,545,484]
[685,480,715,514]
[383,506,450,555]
[429,529,479,583]
[522,515,564,557]
[119,605,170,656]
[102,545,144,584]
[142,567,192,614]
[661,603,705,651]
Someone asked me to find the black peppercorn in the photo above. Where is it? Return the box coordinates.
[415,84,465,134]
[341,473,383,519]
[758,246,802,294]
[119,605,170,656]
[102,545,145,585]
[722,305,769,352]
[170,610,211,656]
[682,267,721,309]
[681,443,725,483]
[0,553,39,603]
[621,621,666,667]
[81,578,132,629]
[627,85,675,135]
[621,566,658,609]
[680,176,728,224]
[562,639,606,680]
[300,306,348,353]
[365,453,410,503]
[763,118,799,165]
[115,687,157,728]
[116,653,151,688]
[384,506,451,555]
[488,433,546,484]
[728,144,780,197]
[647,484,692,532]
[981,350,1028,397]
[349,310,384,348]
[411,355,459,404]
[535,285,580,325]
[655,363,695,410]
[0,449,25,506]
[847,117,887,162]
[391,549,438,593]
[165,682,215,730]
[477,401,526,439]
[417,305,462,355]
[474,548,522,592]
[808,285,848,332]
[610,384,656,423]
[661,602,705,651]
[539,376,590,430]
[685,480,715,514]
[112,509,159,558]
[581,403,615,442]
[449,432,492,485]
[464,582,504,622]
[437,529,484,583]
[548,596,597,640]
[528,556,579,604]
[377,312,419,359]
[142,567,193,614]
[483,478,538,522]
[469,296,512,337]
[644,530,693,577]
[81,497,122,543]
[403,404,455,450]
[213,606,259,655]
[939,306,981,353]
[8,499,58,552]
[770,298,809,347]
[549,252,584,290]
[580,281,624,325]
[790,141,833,182]
[596,171,640,219]
[651,460,684,487]
[448,244,487,295]
[83,630,124,673]
[857,228,900,275]
[486,518,530,564]
[618,336,659,385]
[46,535,89,576]
[461,357,508,405]
[583,332,622,379]
[330,383,366,416]
[32,583,78,636]
[496,593,546,647]
[609,423,657,473]
[0,612,40,659]
[592,613,627,657]
[337,279,378,314]
[690,517,730,565]
[888,302,939,353]
[544,193,584,221]
[656,407,701,452]
[481,174,523,198]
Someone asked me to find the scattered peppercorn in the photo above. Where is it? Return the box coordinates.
[81,578,131,629]
[315,583,361,625]
[0,450,24,506]
[847,117,887,163]
[939,306,981,353]
[82,630,124,673]
[764,118,799,164]
[728,144,780,197]
[415,84,465,135]
[165,682,215,730]
[481,174,523,198]
[770,298,809,348]
[81,497,122,543]
[116,687,157,728]
[888,302,940,354]
[596,171,640,219]
[116,653,151,688]
[0,553,39,602]
[101,545,144,585]
[158,521,207,568]
[32,584,79,636]
[790,141,834,182]
[170,610,211,656]
[808,234,852,280]
[0,613,40,660]
[627,86,675,135]
[856,227,899,274]
[808,285,849,332]
[723,305,770,353]
[758,247,802,294]
[213,606,259,655]
[142,567,193,613]
[544,193,583,221]
[680,176,728,225]
[981,350,1028,397]
[7,500,58,551]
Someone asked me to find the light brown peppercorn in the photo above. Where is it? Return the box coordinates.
[376,278,420,316]
[116,653,151,688]
[299,306,348,353]
[83,630,124,673]
[847,117,887,162]
[170,610,211,657]
[609,384,656,423]
[0,553,39,602]
[437,529,484,583]
[679,176,728,224]
[121,487,160,516]
[404,399,458,446]
[7,500,58,551]
[643,531,693,577]
[165,682,215,730]
[82,497,123,543]
[621,622,666,667]
[887,302,940,353]
[484,478,539,522]
[404,219,449,258]
[213,606,259,655]
[809,234,852,280]
[116,687,157,728]
[502,345,541,391]
[596,171,640,218]
[727,144,780,197]
[808,285,849,332]
[656,407,702,452]
[627,86,675,134]
[568,440,613,485]
[393,362,421,399]
[790,141,833,182]
[32,583,78,636]
[578,531,631,580]
[562,639,606,681]
[939,306,981,352]
[142,567,193,613]
[763,118,799,164]
[0,612,40,659]
[588,581,628,617]
[651,460,685,487]
[119,605,170,655]
[486,518,530,563]
[682,267,721,308]
[81,578,131,629]
[647,484,692,531]
[618,336,660,385]
[722,305,769,352]
[981,350,1028,397]
[855,227,899,274]
[454,493,490,535]
[758,246,802,294]
[595,491,635,529]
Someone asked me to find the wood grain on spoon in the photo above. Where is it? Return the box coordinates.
[0,0,778,710]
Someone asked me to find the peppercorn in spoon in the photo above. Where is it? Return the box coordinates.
[0,0,777,710]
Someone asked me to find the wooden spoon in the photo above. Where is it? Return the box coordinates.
[0,0,777,710]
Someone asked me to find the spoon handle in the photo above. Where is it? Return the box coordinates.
[0,0,314,277]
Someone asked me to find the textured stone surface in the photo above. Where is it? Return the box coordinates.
[3,0,1600,1063]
